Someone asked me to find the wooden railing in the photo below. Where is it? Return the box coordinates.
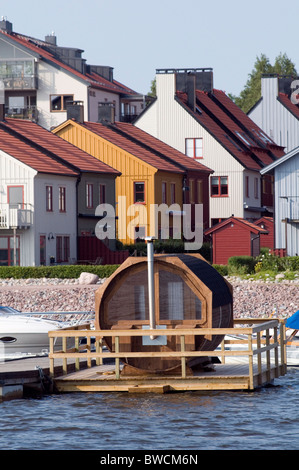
[48,318,287,389]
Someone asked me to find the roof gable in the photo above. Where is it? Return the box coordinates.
[0,29,139,95]
[205,217,268,235]
[2,119,120,175]
[63,120,186,174]
[175,88,285,171]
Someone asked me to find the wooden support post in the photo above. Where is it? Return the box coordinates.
[273,326,279,378]
[257,332,262,385]
[180,335,186,378]
[115,336,120,379]
[49,337,54,377]
[248,334,254,390]
[221,338,225,364]
[87,335,91,368]
[280,321,287,374]
[96,337,103,366]
[266,329,271,382]
[62,336,67,375]
[75,337,80,371]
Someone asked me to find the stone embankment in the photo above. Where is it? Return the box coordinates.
[0,275,298,319]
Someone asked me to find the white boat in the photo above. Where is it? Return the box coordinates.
[0,306,93,360]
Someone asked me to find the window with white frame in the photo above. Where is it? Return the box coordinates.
[185,138,203,159]
[86,183,93,208]
[59,187,66,212]
[46,185,53,212]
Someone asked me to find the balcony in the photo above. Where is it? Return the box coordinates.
[2,75,38,90]
[5,106,38,122]
[0,204,33,229]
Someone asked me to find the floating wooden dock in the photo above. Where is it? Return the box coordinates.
[0,318,288,400]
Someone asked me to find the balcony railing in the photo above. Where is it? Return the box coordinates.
[2,76,38,90]
[5,106,38,122]
[0,204,33,229]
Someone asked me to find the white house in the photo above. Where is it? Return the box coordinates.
[261,147,299,256]
[135,68,285,226]
[248,74,299,153]
[0,117,120,266]
[0,19,149,130]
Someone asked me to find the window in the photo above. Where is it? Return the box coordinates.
[170,183,176,204]
[162,182,167,204]
[99,184,106,204]
[0,236,20,266]
[50,94,73,112]
[211,176,228,197]
[254,178,259,199]
[189,179,195,203]
[40,235,46,265]
[245,176,249,198]
[59,187,66,212]
[86,183,93,208]
[8,185,24,208]
[46,186,53,212]
[56,236,70,263]
[185,138,203,159]
[134,182,145,203]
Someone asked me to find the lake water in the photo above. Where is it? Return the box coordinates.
[0,367,298,451]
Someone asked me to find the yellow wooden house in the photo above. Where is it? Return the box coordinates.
[53,119,212,244]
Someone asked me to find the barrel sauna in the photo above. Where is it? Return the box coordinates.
[95,253,233,375]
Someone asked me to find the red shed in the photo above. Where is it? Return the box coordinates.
[205,217,268,265]
[254,217,274,250]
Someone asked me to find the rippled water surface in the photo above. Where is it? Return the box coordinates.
[1,368,299,450]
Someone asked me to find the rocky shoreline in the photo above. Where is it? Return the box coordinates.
[0,276,298,319]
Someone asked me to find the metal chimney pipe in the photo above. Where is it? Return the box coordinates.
[145,237,156,339]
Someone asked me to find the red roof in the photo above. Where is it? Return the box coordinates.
[176,88,285,171]
[1,119,120,175]
[0,29,138,96]
[81,121,186,173]
[0,117,125,180]
[205,217,268,235]
[278,93,299,120]
[112,122,213,173]
[0,123,77,176]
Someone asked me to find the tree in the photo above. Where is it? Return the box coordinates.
[231,53,297,113]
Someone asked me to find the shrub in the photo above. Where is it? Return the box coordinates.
[212,264,228,276]
[0,264,119,279]
[227,256,256,275]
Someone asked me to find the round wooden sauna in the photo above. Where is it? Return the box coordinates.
[95,253,233,375]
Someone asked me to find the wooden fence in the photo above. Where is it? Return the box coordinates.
[48,319,287,390]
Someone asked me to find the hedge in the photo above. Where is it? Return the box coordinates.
[227,256,257,275]
[0,264,119,279]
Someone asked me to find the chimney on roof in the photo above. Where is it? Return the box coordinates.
[98,102,115,124]
[0,17,12,33]
[45,32,57,46]
[174,68,214,111]
[66,101,84,123]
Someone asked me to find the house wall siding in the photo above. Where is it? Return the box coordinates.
[274,153,299,255]
[37,62,88,130]
[136,73,246,224]
[54,122,158,243]
[249,76,299,152]
[34,174,77,265]
[212,224,251,265]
